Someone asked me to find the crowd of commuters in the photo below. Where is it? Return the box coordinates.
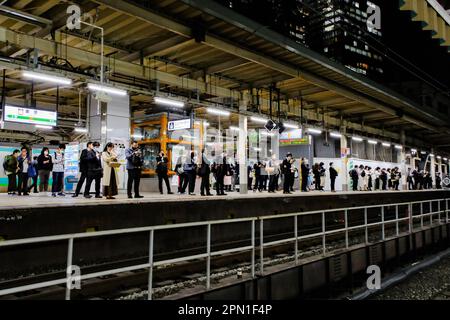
[2,145,448,198]
[2,141,144,199]
[171,150,448,196]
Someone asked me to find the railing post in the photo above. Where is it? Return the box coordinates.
[344,209,348,249]
[294,215,298,265]
[322,212,326,255]
[381,206,385,241]
[409,203,413,234]
[445,199,450,223]
[420,202,424,229]
[364,207,368,244]
[65,238,74,301]
[395,205,399,236]
[206,223,211,290]
[438,200,441,224]
[259,219,264,276]
[147,229,154,300]
[429,201,432,226]
[251,220,255,278]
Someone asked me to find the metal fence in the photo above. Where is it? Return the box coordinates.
[0,198,448,300]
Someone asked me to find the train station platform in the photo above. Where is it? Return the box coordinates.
[1,189,449,240]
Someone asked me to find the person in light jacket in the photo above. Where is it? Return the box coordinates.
[102,142,120,200]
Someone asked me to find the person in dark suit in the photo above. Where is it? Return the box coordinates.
[83,142,103,198]
[156,151,173,194]
[199,149,212,196]
[349,165,359,191]
[212,153,228,196]
[73,142,93,197]
[329,162,338,192]
[282,153,294,194]
[301,158,309,192]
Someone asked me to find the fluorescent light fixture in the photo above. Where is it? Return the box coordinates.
[253,147,262,152]
[35,125,53,130]
[436,156,441,159]
[23,71,72,86]
[88,83,127,96]
[131,134,143,139]
[382,142,391,147]
[352,137,363,142]
[229,126,240,131]
[368,140,377,145]
[307,128,322,135]
[421,151,427,155]
[395,145,403,150]
[207,107,231,117]
[74,127,88,133]
[443,158,448,161]
[430,154,435,157]
[250,116,268,124]
[411,148,417,153]
[329,132,342,138]
[284,123,299,129]
[153,96,184,107]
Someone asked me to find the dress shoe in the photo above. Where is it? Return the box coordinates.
[135,195,144,198]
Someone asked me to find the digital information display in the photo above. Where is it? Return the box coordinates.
[4,105,57,126]
[279,129,309,146]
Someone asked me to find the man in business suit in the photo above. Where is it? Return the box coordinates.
[156,151,173,195]
[282,153,294,194]
[73,142,93,197]
[83,141,103,198]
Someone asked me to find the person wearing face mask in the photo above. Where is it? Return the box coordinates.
[329,162,338,192]
[51,144,66,197]
[83,142,103,198]
[37,147,53,193]
[125,141,144,199]
[17,147,31,196]
[102,142,120,200]
[267,154,279,193]
[301,158,309,192]
[156,150,173,195]
[282,153,294,194]
[73,142,93,197]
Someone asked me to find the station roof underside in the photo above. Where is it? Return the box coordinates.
[0,0,449,150]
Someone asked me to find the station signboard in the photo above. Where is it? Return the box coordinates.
[3,105,57,126]
[168,118,191,131]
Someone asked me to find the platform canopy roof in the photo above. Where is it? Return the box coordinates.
[0,0,449,151]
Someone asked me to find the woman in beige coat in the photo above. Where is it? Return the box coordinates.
[102,142,120,199]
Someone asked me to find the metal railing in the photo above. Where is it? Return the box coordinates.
[0,198,448,300]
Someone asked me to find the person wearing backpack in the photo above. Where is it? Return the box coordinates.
[349,165,359,191]
[3,149,20,195]
[17,147,31,196]
[125,141,144,199]
[37,147,53,193]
